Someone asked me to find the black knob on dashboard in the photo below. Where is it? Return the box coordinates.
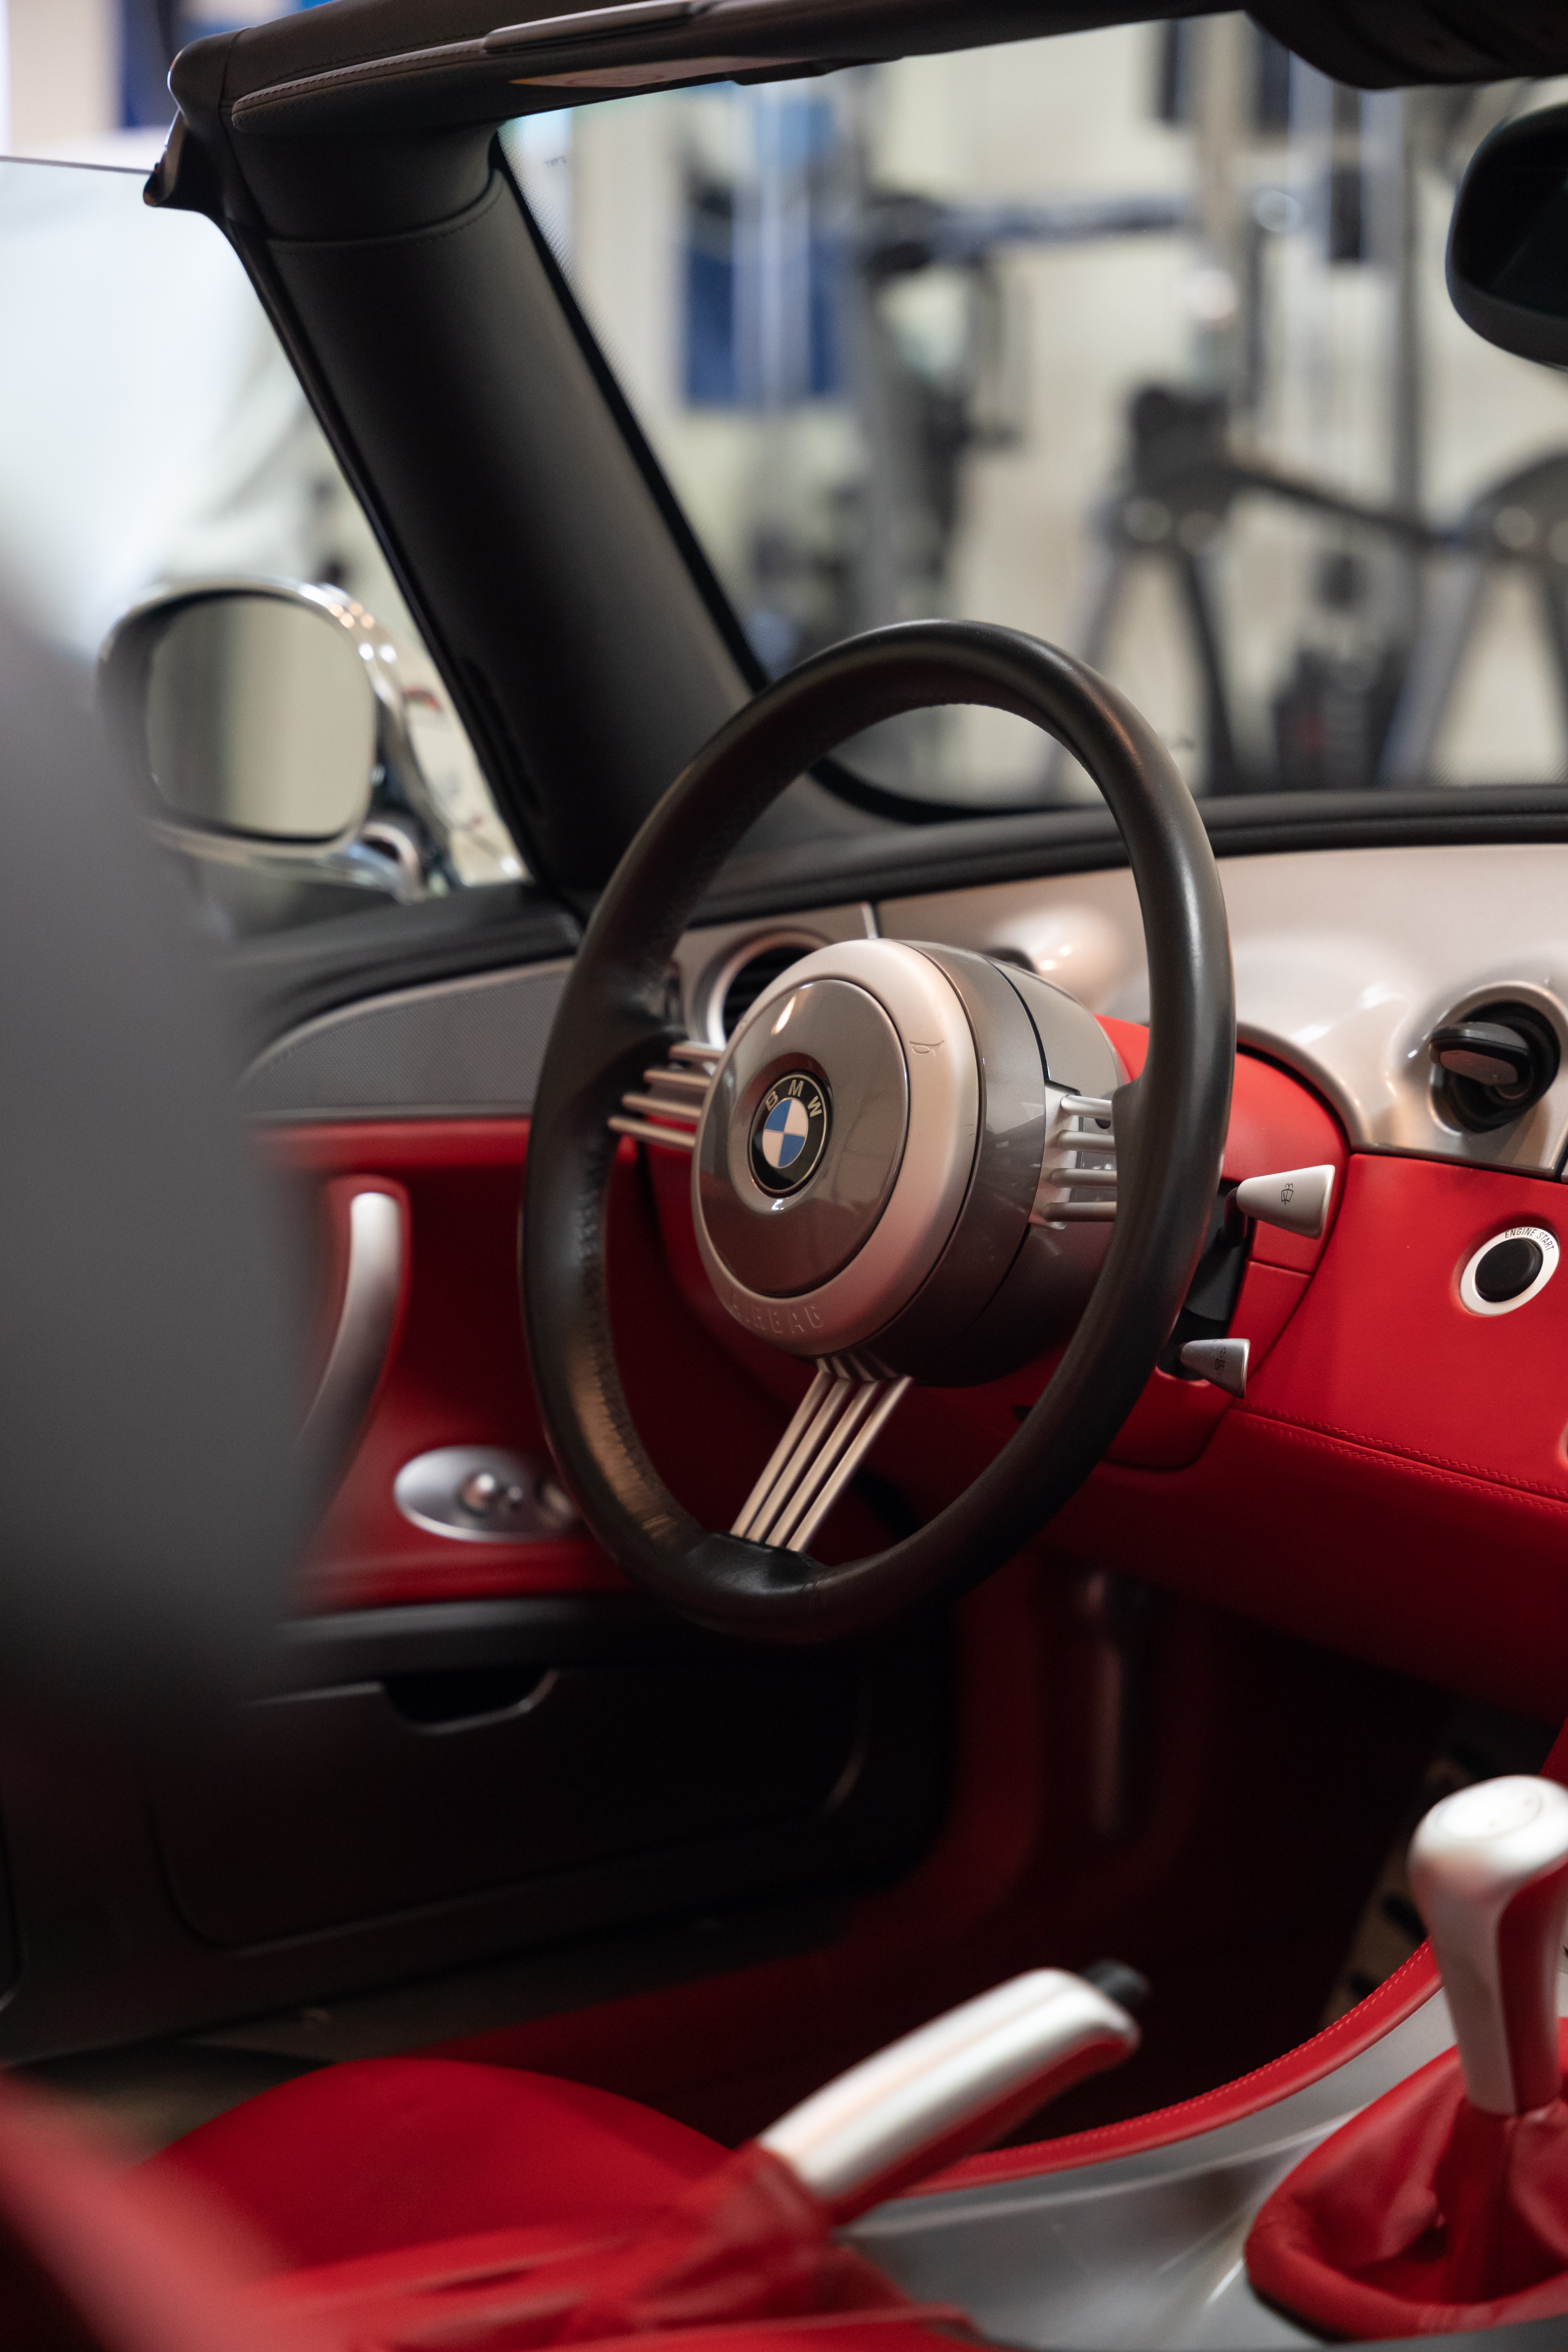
[1431,1021,1534,1089]
[1430,1002,1560,1132]
[1473,1233,1544,1303]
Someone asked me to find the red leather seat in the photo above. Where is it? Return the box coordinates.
[0,2060,946,2352]
[142,2058,729,2271]
[0,1977,1139,2345]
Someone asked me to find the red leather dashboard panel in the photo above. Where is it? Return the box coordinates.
[1042,1151,1568,1720]
[265,1058,1568,1719]
[265,1029,1352,1607]
[1248,1152,1568,1504]
[1100,1016,1346,1272]
[265,1123,888,1612]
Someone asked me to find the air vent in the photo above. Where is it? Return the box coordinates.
[720,941,816,1038]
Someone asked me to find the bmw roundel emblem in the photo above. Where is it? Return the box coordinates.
[749,1073,830,1195]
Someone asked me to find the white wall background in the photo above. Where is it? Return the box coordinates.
[3,0,119,156]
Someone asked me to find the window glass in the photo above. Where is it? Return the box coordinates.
[0,156,523,933]
[513,33,1568,809]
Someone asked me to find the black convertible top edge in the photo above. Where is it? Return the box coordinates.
[177,0,1568,145]
[191,0,1205,143]
[693,785,1568,923]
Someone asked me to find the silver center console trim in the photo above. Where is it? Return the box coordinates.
[849,1985,1469,2352]
[850,1968,1566,2351]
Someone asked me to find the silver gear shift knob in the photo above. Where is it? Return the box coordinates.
[1408,1774,1568,2114]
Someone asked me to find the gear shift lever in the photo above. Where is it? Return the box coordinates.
[1409,1774,1568,2114]
[1247,1774,1568,2335]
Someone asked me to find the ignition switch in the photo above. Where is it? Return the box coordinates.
[1430,1002,1560,1132]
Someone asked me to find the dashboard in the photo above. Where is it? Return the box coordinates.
[681,840,1568,1174]
[236,835,1568,1730]
[663,841,1568,1728]
[0,827,1557,2074]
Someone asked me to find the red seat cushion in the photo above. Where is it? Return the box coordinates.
[143,2058,727,2272]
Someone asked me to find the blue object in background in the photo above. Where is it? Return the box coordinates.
[684,217,843,407]
[684,92,844,408]
[685,183,739,404]
[122,0,332,128]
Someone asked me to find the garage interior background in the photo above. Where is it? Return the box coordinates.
[0,2,270,154]
[4,0,1568,871]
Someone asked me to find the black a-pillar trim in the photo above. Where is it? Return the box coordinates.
[263,170,748,889]
[156,37,751,894]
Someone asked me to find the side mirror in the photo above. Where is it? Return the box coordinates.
[100,579,385,855]
[1448,104,1568,366]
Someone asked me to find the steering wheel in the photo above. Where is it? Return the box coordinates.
[524,621,1233,1642]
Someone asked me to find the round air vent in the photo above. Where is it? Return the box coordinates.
[707,934,823,1042]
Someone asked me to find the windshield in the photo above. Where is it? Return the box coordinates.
[509,26,1568,814]
[0,153,522,930]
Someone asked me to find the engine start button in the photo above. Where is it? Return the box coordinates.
[1475,1234,1542,1301]
[1459,1225,1559,1317]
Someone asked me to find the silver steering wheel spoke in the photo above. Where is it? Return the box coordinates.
[733,1358,912,1553]
[608,1037,718,1153]
[1030,1090,1118,1226]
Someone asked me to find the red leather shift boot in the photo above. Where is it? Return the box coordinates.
[1247,2024,1568,2336]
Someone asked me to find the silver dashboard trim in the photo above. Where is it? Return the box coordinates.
[245,905,880,1129]
[241,845,1568,1180]
[880,843,1568,1174]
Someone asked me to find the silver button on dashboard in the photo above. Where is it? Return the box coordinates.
[1233,1163,1336,1240]
[1458,1226,1559,1318]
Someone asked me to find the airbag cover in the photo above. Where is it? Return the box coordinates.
[697,979,908,1297]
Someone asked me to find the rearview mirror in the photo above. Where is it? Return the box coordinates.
[100,581,379,849]
[1448,104,1568,366]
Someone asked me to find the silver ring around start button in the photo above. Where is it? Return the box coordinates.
[749,1073,831,1195]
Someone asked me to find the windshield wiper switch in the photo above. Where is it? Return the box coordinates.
[1232,1163,1336,1240]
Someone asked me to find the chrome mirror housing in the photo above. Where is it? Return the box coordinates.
[98,578,452,903]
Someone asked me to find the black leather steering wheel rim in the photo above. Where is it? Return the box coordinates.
[524,619,1234,1643]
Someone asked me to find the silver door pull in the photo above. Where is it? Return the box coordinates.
[299,1184,407,1488]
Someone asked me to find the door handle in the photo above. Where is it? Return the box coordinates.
[299,1182,407,1494]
